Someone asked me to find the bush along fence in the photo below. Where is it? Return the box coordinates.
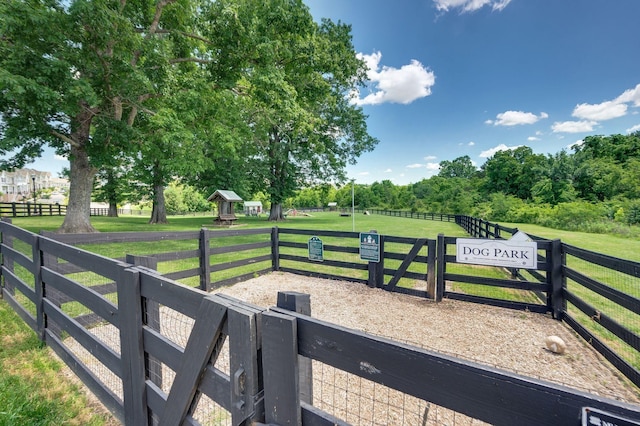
[2,218,640,424]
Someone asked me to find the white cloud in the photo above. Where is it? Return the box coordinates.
[627,124,640,134]
[468,141,475,146]
[358,171,370,176]
[384,168,392,173]
[567,139,584,150]
[424,155,437,161]
[616,83,640,107]
[552,120,597,133]
[353,52,435,106]
[527,136,540,141]
[572,101,627,121]
[479,144,521,158]
[406,163,424,169]
[434,0,512,13]
[490,111,548,126]
[426,163,441,171]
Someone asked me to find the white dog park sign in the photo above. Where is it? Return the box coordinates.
[455,231,538,269]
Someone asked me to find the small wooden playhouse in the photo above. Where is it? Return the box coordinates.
[207,190,243,224]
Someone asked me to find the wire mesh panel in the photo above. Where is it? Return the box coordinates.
[310,360,489,425]
[564,245,640,378]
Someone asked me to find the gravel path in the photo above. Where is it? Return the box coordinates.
[217,272,640,404]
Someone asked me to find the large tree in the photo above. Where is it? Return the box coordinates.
[226,0,378,220]
[0,0,223,232]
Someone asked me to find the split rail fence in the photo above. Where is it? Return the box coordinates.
[2,217,640,424]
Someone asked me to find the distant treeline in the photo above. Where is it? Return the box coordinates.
[284,133,640,235]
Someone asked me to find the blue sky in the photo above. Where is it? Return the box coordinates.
[306,0,640,185]
[22,0,640,187]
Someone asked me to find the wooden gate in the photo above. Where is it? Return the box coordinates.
[146,291,266,426]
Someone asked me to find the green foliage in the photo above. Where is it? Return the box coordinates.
[223,0,377,219]
[438,155,477,179]
[164,182,210,214]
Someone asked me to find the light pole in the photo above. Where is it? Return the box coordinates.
[31,173,37,214]
[31,174,36,207]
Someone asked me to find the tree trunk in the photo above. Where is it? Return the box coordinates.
[149,183,169,224]
[108,201,119,217]
[57,120,98,233]
[268,203,286,221]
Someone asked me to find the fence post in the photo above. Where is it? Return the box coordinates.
[1,218,14,278]
[271,226,280,271]
[32,234,45,339]
[126,255,162,390]
[199,228,211,291]
[436,234,446,301]
[277,292,313,406]
[426,239,437,300]
[550,239,564,320]
[262,310,301,425]
[116,266,149,426]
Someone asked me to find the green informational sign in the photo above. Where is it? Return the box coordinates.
[359,232,380,262]
[308,236,324,262]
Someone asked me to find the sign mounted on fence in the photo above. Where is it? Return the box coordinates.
[581,407,640,426]
[359,232,380,263]
[456,234,538,269]
[308,236,324,262]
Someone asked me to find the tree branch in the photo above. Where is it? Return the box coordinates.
[51,130,79,148]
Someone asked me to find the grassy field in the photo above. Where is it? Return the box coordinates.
[0,301,115,425]
[2,211,638,423]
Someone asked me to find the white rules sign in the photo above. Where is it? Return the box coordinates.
[456,238,538,269]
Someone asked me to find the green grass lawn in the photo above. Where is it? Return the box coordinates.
[0,300,115,426]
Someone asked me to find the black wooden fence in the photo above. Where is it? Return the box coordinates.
[41,227,273,292]
[32,217,640,392]
[3,219,640,425]
[0,202,66,217]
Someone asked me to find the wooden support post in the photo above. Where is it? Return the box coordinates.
[550,239,564,320]
[199,228,212,291]
[228,304,263,424]
[32,234,45,339]
[262,310,301,426]
[436,234,446,302]
[271,226,280,271]
[126,255,162,390]
[426,239,437,300]
[116,266,149,426]
[277,291,313,406]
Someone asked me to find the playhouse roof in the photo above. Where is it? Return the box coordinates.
[244,201,262,207]
[207,190,243,202]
